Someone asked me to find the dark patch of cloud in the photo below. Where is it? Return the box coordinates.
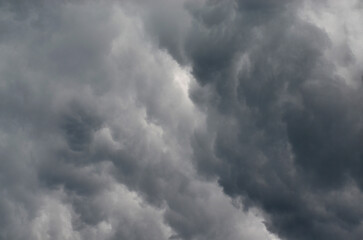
[145,0,363,239]
[60,103,102,152]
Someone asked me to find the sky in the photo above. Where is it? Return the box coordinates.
[0,0,363,240]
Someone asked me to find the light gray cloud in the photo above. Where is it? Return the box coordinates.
[0,1,277,240]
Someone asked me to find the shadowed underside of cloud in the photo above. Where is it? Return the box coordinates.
[150,0,363,239]
[135,0,363,239]
[1,0,363,240]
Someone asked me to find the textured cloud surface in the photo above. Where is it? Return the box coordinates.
[0,0,363,240]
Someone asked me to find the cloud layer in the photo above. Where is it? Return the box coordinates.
[1,0,363,240]
[0,1,278,240]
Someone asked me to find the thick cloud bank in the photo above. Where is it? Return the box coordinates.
[1,0,363,240]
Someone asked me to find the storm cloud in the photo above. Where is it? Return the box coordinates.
[1,0,363,240]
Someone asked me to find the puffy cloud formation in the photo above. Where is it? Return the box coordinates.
[0,1,278,240]
[1,0,363,240]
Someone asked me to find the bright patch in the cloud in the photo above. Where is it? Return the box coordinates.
[299,0,363,86]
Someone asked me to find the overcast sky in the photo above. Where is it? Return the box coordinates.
[1,0,363,240]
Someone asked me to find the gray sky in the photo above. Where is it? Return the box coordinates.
[1,0,363,240]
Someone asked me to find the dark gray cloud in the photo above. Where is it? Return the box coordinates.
[2,0,362,240]
[145,0,363,239]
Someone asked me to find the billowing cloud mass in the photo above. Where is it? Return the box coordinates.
[0,0,363,240]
